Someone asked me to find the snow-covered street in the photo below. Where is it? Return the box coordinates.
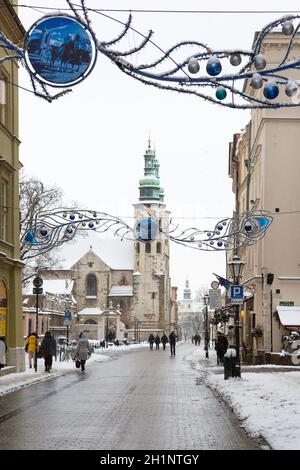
[186,346,300,450]
[0,342,149,397]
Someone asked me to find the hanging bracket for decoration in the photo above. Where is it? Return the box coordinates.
[1,2,300,107]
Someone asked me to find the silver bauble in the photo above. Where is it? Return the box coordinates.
[254,54,266,70]
[282,21,294,36]
[230,53,242,66]
[251,73,263,89]
[188,58,200,74]
[285,79,298,97]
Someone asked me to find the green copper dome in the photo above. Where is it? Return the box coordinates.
[139,176,160,187]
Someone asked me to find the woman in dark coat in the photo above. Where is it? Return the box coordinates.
[154,334,161,350]
[215,333,228,364]
[161,333,168,350]
[40,331,56,372]
[148,334,155,350]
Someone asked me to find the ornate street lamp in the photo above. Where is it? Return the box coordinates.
[203,294,209,359]
[228,255,246,377]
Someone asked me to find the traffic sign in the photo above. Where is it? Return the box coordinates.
[33,287,43,295]
[209,289,222,309]
[64,310,72,321]
[33,276,43,288]
[230,285,244,304]
[211,281,220,289]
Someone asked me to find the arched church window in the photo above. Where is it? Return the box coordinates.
[84,319,97,324]
[156,242,161,254]
[136,242,140,254]
[145,242,151,254]
[86,274,97,297]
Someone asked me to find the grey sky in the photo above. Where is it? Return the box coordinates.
[18,0,299,297]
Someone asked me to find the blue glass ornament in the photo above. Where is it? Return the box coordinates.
[135,218,158,242]
[217,225,223,231]
[263,82,279,100]
[66,227,73,234]
[206,56,222,76]
[217,241,223,247]
[24,15,97,88]
[40,228,48,237]
[69,214,75,220]
[216,87,227,100]
[88,222,94,229]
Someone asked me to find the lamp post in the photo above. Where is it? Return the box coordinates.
[203,294,209,359]
[228,255,246,378]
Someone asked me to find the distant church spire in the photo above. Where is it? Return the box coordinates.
[183,278,192,299]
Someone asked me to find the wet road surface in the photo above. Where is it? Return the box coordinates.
[0,343,259,450]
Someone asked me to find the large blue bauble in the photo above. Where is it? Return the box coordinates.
[263,82,279,100]
[206,56,222,76]
[135,217,158,242]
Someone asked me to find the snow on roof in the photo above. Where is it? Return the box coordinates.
[77,307,119,316]
[77,307,104,316]
[43,279,74,295]
[55,231,134,270]
[276,306,300,327]
[109,286,133,297]
[23,279,73,296]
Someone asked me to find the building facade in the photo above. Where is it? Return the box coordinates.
[177,280,203,340]
[228,32,300,359]
[0,2,25,372]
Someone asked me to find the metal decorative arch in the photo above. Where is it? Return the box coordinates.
[2,2,300,107]
[21,208,273,258]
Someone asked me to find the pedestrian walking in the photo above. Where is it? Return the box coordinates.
[155,334,160,350]
[194,334,198,346]
[161,333,168,350]
[169,331,177,357]
[25,332,39,369]
[40,331,56,372]
[0,337,6,369]
[148,333,154,350]
[215,332,229,364]
[75,331,91,371]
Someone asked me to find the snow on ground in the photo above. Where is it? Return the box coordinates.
[185,344,300,450]
[0,342,150,397]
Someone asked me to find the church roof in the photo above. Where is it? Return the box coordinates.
[109,286,133,297]
[55,231,134,270]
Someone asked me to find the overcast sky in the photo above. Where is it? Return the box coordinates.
[18,0,300,298]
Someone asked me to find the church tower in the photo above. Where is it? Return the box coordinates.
[132,139,171,335]
[183,279,192,300]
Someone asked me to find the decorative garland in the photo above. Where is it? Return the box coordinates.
[1,1,300,107]
[21,208,272,256]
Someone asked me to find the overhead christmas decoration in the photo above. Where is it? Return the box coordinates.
[21,208,272,256]
[161,210,273,251]
[1,2,300,107]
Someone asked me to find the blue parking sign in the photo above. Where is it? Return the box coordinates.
[230,285,244,304]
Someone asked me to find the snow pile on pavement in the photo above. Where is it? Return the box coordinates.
[185,345,300,450]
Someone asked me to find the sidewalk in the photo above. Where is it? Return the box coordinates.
[0,342,150,397]
[185,344,300,450]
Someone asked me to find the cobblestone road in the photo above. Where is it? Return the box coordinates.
[0,343,259,450]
